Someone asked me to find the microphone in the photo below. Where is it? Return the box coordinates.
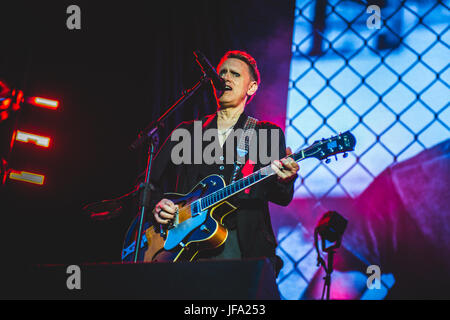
[193,51,226,92]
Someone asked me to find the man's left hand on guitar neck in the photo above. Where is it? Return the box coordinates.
[271,147,299,183]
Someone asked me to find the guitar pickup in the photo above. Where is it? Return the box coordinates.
[191,201,201,217]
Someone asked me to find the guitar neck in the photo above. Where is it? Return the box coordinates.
[199,151,305,210]
[197,130,356,211]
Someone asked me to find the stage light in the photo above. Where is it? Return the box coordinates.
[315,211,348,249]
[12,90,23,111]
[0,80,10,97]
[0,110,8,121]
[9,170,45,185]
[314,211,348,300]
[0,97,11,110]
[28,97,60,110]
[0,80,60,187]
[15,130,51,148]
[0,88,23,116]
[9,130,17,151]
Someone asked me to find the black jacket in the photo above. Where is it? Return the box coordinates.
[148,111,296,271]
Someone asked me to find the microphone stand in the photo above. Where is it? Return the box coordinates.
[128,74,210,263]
[320,247,335,300]
[314,229,342,300]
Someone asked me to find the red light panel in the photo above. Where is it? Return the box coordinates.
[15,130,51,148]
[29,97,59,109]
[9,170,45,185]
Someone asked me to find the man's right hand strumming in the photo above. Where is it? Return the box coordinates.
[153,198,177,225]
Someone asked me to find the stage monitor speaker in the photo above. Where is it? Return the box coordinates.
[24,258,280,299]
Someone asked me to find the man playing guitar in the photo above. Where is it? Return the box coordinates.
[150,50,299,276]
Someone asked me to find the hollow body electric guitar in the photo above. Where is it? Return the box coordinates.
[122,131,356,263]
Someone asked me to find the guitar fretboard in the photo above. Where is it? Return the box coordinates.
[199,151,305,210]
[195,130,355,211]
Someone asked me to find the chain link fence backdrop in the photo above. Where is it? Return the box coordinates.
[276,0,449,299]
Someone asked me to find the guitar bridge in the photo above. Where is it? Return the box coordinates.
[159,225,167,236]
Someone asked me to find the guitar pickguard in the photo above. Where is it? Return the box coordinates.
[164,210,208,250]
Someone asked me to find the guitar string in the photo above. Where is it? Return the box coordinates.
[196,154,301,211]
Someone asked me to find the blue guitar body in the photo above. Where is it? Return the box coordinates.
[153,174,237,262]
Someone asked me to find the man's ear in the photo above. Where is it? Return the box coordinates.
[247,81,258,96]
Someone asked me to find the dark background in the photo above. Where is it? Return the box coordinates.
[0,0,294,278]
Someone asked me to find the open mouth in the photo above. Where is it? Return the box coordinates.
[224,85,232,91]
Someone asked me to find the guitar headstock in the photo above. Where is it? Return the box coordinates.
[304,131,356,161]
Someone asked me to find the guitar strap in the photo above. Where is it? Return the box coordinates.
[230,116,258,183]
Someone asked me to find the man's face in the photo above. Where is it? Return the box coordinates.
[215,58,258,109]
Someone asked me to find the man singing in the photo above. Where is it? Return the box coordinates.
[149,50,299,276]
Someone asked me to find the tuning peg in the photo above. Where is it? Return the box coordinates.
[325,158,331,164]
[343,152,348,158]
